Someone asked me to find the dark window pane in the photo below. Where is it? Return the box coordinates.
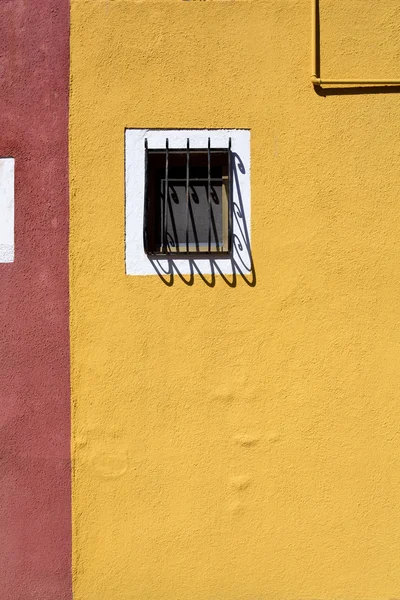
[145,147,230,256]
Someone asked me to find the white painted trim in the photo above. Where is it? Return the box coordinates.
[0,158,14,263]
[125,129,251,277]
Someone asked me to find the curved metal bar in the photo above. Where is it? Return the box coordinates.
[207,138,211,253]
[228,137,232,253]
[163,138,169,253]
[185,138,190,254]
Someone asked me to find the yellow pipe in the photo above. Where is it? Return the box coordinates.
[311,0,400,86]
[311,0,318,80]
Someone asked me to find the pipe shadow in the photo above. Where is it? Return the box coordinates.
[150,151,256,287]
[315,85,400,96]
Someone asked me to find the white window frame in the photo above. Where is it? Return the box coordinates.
[125,129,251,277]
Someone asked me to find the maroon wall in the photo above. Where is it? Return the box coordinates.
[0,1,71,598]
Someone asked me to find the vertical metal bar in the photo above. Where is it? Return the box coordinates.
[163,138,169,253]
[207,138,211,252]
[228,137,232,253]
[185,138,190,254]
[208,140,220,253]
[143,138,149,253]
[167,184,179,253]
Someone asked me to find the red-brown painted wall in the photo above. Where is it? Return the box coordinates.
[0,1,71,598]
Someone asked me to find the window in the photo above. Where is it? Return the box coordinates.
[125,129,251,277]
[144,139,231,256]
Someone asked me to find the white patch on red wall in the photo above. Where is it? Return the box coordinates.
[0,158,14,263]
[125,129,251,277]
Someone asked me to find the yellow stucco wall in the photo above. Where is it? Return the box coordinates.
[70,1,400,598]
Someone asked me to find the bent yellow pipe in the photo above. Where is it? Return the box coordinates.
[311,0,400,86]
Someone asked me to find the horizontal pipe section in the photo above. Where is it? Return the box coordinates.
[313,77,400,86]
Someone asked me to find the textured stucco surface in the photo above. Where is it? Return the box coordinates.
[70,0,400,598]
[0,1,71,598]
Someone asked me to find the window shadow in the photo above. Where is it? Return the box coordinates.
[149,151,256,287]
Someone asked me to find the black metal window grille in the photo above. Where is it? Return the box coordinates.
[143,138,232,256]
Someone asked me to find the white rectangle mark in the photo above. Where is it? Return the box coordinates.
[0,158,14,263]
